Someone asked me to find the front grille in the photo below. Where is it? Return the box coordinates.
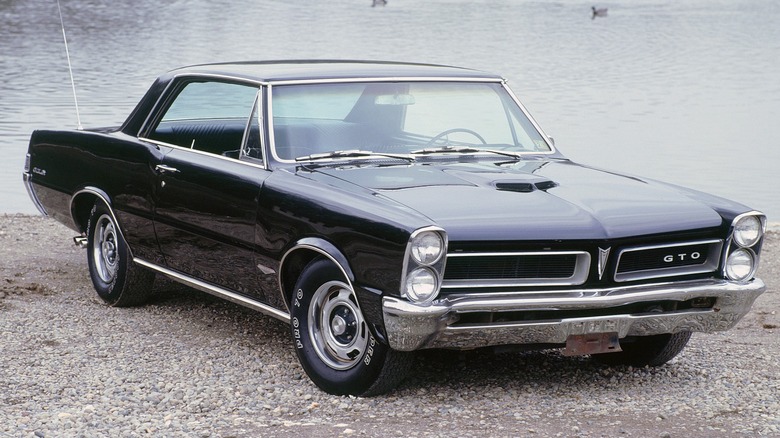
[614,239,723,282]
[442,251,591,289]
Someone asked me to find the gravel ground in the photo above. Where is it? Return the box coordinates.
[1,214,778,438]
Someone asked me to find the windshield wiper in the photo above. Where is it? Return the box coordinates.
[410,145,523,159]
[295,149,414,162]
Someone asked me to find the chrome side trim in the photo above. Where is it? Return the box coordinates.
[382,278,766,351]
[22,172,48,216]
[443,251,591,289]
[614,239,723,283]
[134,258,290,323]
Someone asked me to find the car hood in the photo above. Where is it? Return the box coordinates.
[305,159,726,241]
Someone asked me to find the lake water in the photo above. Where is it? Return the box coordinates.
[2,0,778,222]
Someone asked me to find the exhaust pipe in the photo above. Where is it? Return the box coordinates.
[73,235,87,249]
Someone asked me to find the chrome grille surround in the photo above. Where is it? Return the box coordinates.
[614,239,723,283]
[442,251,591,289]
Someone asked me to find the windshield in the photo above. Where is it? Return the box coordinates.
[270,81,551,161]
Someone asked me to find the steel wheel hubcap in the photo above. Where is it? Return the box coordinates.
[308,280,368,370]
[93,214,119,283]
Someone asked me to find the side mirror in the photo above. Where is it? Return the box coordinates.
[548,137,555,147]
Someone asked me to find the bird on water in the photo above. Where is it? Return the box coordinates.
[592,6,608,18]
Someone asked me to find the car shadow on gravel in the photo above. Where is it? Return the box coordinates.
[402,347,660,394]
[138,276,670,395]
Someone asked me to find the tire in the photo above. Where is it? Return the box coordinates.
[86,201,155,307]
[290,257,411,396]
[593,331,692,367]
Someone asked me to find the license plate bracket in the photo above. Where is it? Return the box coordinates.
[563,332,621,356]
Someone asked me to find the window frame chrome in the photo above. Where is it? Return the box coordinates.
[266,78,558,164]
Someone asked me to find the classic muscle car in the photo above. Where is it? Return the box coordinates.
[23,60,766,396]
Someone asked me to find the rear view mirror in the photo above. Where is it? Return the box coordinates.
[375,94,415,105]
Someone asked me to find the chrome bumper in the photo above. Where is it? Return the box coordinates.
[23,172,48,216]
[382,278,766,351]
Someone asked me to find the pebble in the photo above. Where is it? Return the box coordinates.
[1,217,779,436]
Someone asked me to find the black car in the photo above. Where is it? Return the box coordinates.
[23,60,766,395]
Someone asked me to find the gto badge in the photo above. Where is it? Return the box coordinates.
[598,247,611,280]
[32,167,47,176]
[664,252,701,263]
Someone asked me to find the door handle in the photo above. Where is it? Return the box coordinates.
[155,164,179,174]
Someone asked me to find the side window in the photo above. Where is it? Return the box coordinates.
[243,94,263,160]
[148,81,258,157]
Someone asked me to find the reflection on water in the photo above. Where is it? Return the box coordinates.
[2,0,779,220]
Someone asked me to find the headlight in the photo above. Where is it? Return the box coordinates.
[733,215,762,248]
[410,231,444,265]
[402,227,447,305]
[725,249,755,281]
[405,268,438,303]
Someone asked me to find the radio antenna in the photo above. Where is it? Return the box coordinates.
[56,0,83,130]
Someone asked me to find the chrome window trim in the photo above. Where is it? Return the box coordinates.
[442,250,590,289]
[137,74,264,140]
[267,76,504,86]
[238,89,269,169]
[138,137,268,170]
[500,81,557,153]
[267,79,556,164]
[614,239,724,283]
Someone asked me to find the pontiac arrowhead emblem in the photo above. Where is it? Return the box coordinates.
[598,247,611,280]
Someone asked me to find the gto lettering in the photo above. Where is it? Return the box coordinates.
[664,252,701,263]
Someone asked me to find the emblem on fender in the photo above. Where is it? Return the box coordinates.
[598,247,611,280]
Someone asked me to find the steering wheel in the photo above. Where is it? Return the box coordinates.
[425,128,487,147]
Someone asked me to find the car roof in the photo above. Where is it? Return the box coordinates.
[167,60,504,83]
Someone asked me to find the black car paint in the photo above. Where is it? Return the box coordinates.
[24,61,755,343]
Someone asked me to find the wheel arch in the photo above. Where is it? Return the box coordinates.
[70,187,135,259]
[70,187,113,233]
[278,237,356,310]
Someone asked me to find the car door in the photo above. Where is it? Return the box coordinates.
[143,79,269,297]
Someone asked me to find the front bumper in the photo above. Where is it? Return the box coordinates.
[382,278,766,351]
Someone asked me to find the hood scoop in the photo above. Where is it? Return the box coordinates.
[494,179,558,193]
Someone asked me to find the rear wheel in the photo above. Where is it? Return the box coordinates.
[290,257,410,396]
[593,331,692,367]
[86,201,155,307]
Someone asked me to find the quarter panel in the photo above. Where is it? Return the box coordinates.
[26,130,165,262]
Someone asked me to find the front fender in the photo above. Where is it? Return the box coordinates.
[278,237,389,344]
[279,237,356,310]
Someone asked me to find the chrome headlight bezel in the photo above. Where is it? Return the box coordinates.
[723,212,765,282]
[725,248,756,282]
[409,230,445,265]
[401,227,447,305]
[732,215,762,248]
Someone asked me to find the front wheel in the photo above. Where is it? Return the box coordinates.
[86,201,155,307]
[593,331,692,367]
[291,258,410,396]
